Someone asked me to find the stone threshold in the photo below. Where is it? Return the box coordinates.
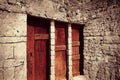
[73,75,86,80]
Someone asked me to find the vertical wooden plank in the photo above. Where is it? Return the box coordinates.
[72,26,80,76]
[55,51,66,80]
[55,22,67,80]
[34,40,47,80]
[27,24,35,80]
[34,19,50,80]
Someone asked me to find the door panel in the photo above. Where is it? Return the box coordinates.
[72,27,80,76]
[55,23,67,80]
[27,24,35,80]
[27,17,50,80]
[34,40,48,80]
[55,51,66,80]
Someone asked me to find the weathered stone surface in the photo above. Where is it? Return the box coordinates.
[0,68,3,80]
[4,59,15,68]
[0,12,27,37]
[14,42,26,59]
[15,65,26,80]
[4,67,15,80]
[0,0,119,80]
[73,75,86,80]
[0,44,13,60]
[3,58,25,67]
[0,37,26,43]
[0,60,3,67]
[103,36,120,44]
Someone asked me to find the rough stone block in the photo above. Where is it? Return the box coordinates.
[14,59,25,67]
[73,75,86,80]
[15,65,26,80]
[69,55,72,60]
[51,55,55,60]
[0,44,13,60]
[103,36,120,43]
[0,60,3,67]
[50,26,55,33]
[68,28,72,33]
[50,45,55,50]
[68,32,72,38]
[50,38,55,45]
[51,60,55,66]
[50,74,55,80]
[7,0,17,4]
[50,33,55,39]
[50,50,55,56]
[0,68,3,80]
[67,50,72,55]
[68,66,72,72]
[4,67,15,80]
[50,67,55,75]
[0,37,26,44]
[0,0,7,3]
[14,42,26,59]
[0,13,27,36]
[4,59,15,68]
[68,38,72,44]
[68,60,72,66]
[68,43,72,50]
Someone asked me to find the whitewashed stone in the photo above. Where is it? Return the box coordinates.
[50,67,55,75]
[0,37,26,43]
[51,60,55,66]
[4,59,15,67]
[68,60,72,66]
[0,44,13,59]
[68,38,72,44]
[50,26,55,33]
[50,45,55,50]
[50,33,55,39]
[67,50,72,55]
[68,43,72,50]
[4,67,15,80]
[51,55,55,60]
[0,13,27,36]
[50,51,55,56]
[15,65,26,80]
[14,42,26,59]
[50,38,55,45]
[50,75,55,80]
[73,75,86,80]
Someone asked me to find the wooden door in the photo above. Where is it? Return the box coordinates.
[55,22,67,80]
[27,17,50,80]
[72,26,81,76]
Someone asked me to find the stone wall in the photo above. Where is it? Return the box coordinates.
[0,0,120,80]
[0,12,27,80]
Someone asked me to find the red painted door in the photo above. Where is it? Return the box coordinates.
[72,25,81,76]
[27,17,50,80]
[55,22,67,80]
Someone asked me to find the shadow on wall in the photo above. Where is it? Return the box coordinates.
[79,25,84,75]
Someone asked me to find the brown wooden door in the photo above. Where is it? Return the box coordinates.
[72,26,81,76]
[55,22,67,80]
[27,17,50,80]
